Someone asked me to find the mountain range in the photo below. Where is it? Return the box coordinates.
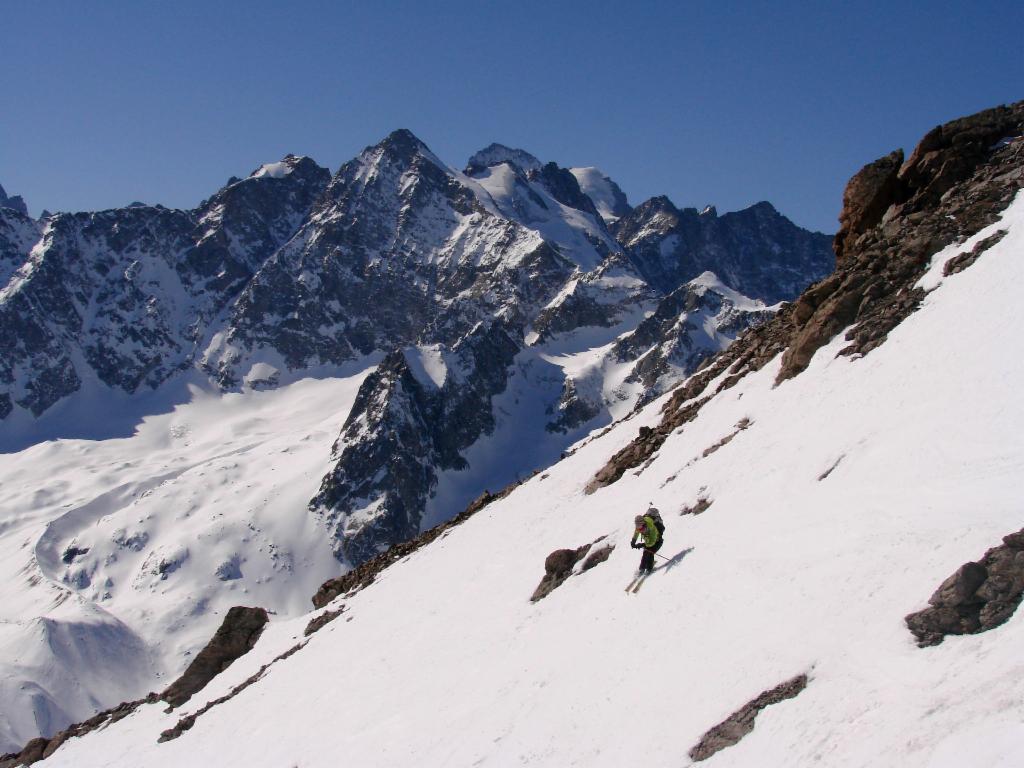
[0,132,831,567]
[8,98,1021,767]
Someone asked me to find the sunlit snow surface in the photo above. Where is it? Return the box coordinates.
[0,373,372,752]
[570,166,626,223]
[26,192,1024,766]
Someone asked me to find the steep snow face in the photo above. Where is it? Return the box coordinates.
[570,166,632,223]
[0,372,371,753]
[41,191,1024,768]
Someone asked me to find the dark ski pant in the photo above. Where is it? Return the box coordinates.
[639,539,663,573]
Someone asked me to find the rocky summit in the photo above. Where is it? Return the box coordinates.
[0,131,832,565]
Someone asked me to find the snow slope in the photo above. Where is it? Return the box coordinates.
[0,370,373,753]
[570,166,630,223]
[38,193,1024,766]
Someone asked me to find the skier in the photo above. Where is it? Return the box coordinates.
[630,506,664,575]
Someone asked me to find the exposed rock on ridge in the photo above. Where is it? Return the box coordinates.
[905,528,1024,647]
[689,674,809,761]
[0,183,28,216]
[587,100,1024,493]
[160,606,269,708]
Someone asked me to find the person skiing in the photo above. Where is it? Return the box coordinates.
[630,506,664,574]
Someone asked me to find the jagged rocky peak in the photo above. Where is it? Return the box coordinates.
[365,128,440,168]
[246,153,325,181]
[324,128,456,204]
[310,322,522,566]
[0,182,29,216]
[570,167,632,223]
[465,143,543,175]
[616,194,834,304]
[617,194,681,236]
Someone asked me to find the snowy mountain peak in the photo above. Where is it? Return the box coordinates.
[465,143,543,175]
[250,154,317,180]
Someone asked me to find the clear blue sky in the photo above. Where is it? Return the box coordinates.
[2,1,1021,232]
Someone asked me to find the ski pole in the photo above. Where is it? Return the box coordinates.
[652,552,671,561]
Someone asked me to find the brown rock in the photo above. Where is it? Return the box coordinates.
[835,150,905,264]
[906,527,1024,646]
[689,674,808,761]
[161,606,269,709]
[530,545,592,602]
[587,101,1024,492]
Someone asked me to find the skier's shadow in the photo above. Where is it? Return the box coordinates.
[658,547,694,573]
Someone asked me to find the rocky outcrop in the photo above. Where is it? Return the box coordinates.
[943,229,1008,277]
[587,101,1024,493]
[161,606,269,708]
[304,605,347,637]
[159,641,304,743]
[530,538,612,602]
[905,528,1024,647]
[680,496,713,516]
[530,545,592,602]
[832,150,904,260]
[309,321,521,565]
[780,101,1024,381]
[689,674,809,762]
[0,694,159,767]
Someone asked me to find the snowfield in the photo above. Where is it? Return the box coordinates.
[0,372,373,754]
[24,193,1024,766]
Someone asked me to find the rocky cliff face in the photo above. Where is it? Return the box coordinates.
[0,132,832,565]
[0,156,330,418]
[0,183,28,216]
[309,322,520,564]
[615,197,834,303]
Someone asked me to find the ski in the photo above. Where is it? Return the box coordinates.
[631,574,649,593]
[625,575,642,593]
